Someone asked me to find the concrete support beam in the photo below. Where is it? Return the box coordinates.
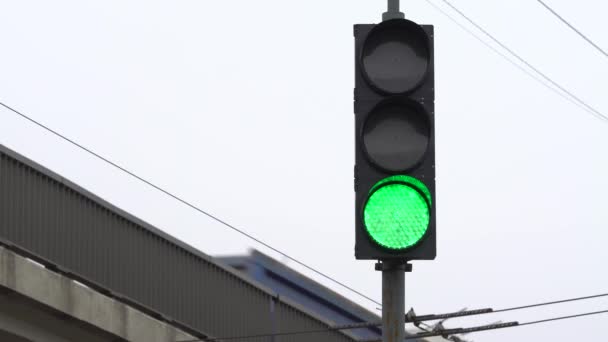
[0,246,200,342]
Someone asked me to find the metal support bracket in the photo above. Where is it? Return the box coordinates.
[383,0,405,21]
[375,261,412,272]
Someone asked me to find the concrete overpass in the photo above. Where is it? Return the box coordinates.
[0,245,197,342]
[0,143,360,342]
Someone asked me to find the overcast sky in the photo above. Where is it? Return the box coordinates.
[1,0,607,341]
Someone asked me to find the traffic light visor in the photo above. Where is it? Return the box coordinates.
[361,19,430,94]
[363,176,431,250]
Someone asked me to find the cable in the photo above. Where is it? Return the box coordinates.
[536,0,608,59]
[406,292,608,324]
[519,309,608,327]
[178,292,608,342]
[400,292,608,324]
[0,101,381,306]
[436,0,608,122]
[177,308,608,342]
[405,293,608,340]
[420,0,597,119]
[494,292,608,313]
[412,294,608,340]
[433,0,608,123]
[410,309,608,340]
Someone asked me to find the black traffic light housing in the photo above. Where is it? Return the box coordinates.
[354,19,436,260]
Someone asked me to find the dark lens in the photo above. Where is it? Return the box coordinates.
[362,22,429,94]
[363,103,430,172]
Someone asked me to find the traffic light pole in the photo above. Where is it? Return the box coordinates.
[383,0,405,21]
[379,8,411,342]
[356,2,435,340]
[377,261,410,342]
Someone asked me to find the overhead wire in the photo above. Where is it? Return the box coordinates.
[408,292,608,341]
[412,309,608,340]
[406,292,608,322]
[519,309,608,327]
[176,292,608,341]
[430,0,608,123]
[535,0,608,59]
[419,0,597,119]
[176,308,608,342]
[401,292,608,324]
[493,292,608,313]
[406,292,608,341]
[0,101,381,306]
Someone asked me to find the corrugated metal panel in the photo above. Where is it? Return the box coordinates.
[0,145,356,342]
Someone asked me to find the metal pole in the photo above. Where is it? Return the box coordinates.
[381,261,406,342]
[383,0,405,21]
[388,0,400,11]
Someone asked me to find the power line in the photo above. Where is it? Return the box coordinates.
[519,309,608,327]
[434,0,608,123]
[407,321,519,341]
[408,292,608,339]
[420,0,597,119]
[178,292,608,342]
[406,292,608,323]
[494,292,608,313]
[414,309,608,340]
[0,101,381,306]
[177,308,608,342]
[536,0,608,59]
[402,291,608,341]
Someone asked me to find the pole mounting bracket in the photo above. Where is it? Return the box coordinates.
[375,260,412,272]
[383,0,405,21]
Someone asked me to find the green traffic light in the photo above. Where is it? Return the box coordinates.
[363,175,431,250]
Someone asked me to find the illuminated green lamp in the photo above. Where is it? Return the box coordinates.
[363,175,431,250]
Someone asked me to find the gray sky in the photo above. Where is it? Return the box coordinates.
[1,0,607,341]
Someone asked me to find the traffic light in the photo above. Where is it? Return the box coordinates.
[354,19,435,260]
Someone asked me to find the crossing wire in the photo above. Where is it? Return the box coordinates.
[404,292,608,323]
[536,0,608,59]
[177,292,608,341]
[176,309,608,341]
[432,0,608,123]
[0,100,382,307]
[493,292,608,313]
[420,0,596,118]
[411,310,608,340]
